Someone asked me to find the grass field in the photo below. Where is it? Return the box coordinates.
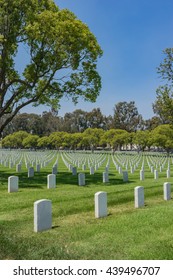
[0,150,173,260]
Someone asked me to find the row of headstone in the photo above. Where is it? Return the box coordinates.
[33,192,107,232]
[112,153,173,177]
[61,152,107,172]
[113,160,172,182]
[78,172,110,186]
[0,150,60,172]
[33,184,172,232]
[134,183,171,207]
[139,169,171,181]
[7,174,57,192]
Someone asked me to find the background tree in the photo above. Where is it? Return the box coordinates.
[100,129,128,150]
[144,116,162,130]
[133,130,152,151]
[61,133,83,149]
[153,86,173,124]
[13,113,43,135]
[104,115,114,130]
[63,109,88,133]
[1,134,15,148]
[86,108,107,129]
[22,134,39,149]
[151,124,173,154]
[110,129,129,151]
[153,48,173,124]
[81,128,104,150]
[48,131,68,149]
[69,133,83,150]
[41,111,63,135]
[157,48,173,85]
[113,101,143,132]
[0,0,102,136]
[2,130,29,148]
[37,136,50,149]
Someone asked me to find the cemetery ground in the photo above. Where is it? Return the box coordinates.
[0,151,173,260]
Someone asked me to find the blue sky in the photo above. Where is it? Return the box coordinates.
[25,0,173,119]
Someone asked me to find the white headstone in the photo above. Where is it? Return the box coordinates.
[52,166,57,175]
[90,166,94,175]
[118,166,122,174]
[34,199,52,232]
[26,162,30,169]
[151,166,154,173]
[82,164,86,170]
[95,164,98,171]
[134,186,144,208]
[8,176,18,193]
[105,166,109,173]
[154,170,158,180]
[167,169,170,179]
[72,167,77,175]
[140,170,144,181]
[163,182,171,200]
[95,191,107,218]
[47,174,56,189]
[123,171,128,182]
[16,163,21,173]
[103,172,109,183]
[9,162,14,169]
[131,166,134,174]
[28,167,34,177]
[78,173,85,186]
[36,164,41,172]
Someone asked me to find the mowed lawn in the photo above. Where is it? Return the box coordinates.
[0,151,173,260]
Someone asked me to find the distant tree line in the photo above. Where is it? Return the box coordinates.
[1,101,163,138]
[2,124,173,154]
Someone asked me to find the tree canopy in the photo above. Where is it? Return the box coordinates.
[153,48,173,123]
[151,124,173,154]
[0,0,103,135]
[113,101,143,132]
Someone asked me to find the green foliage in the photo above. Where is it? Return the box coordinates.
[153,48,173,124]
[48,131,68,149]
[101,129,129,150]
[22,135,39,148]
[151,124,173,153]
[37,136,50,148]
[157,48,173,86]
[3,122,173,154]
[133,130,152,151]
[113,101,143,132]
[0,0,102,135]
[2,130,29,148]
[153,86,173,123]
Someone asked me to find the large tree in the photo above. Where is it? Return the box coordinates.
[144,116,162,130]
[151,124,173,154]
[113,101,143,132]
[86,108,107,129]
[63,109,88,133]
[153,48,173,123]
[133,130,152,151]
[0,0,102,136]
[153,86,173,123]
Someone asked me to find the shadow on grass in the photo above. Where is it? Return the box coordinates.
[52,225,60,229]
[0,168,137,190]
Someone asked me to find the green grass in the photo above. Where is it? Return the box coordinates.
[0,151,173,260]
